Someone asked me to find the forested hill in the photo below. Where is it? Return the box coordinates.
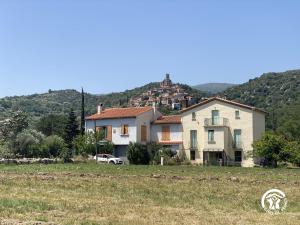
[220,69,300,135]
[0,82,205,121]
[193,83,237,93]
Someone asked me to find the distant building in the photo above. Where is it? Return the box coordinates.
[160,73,173,88]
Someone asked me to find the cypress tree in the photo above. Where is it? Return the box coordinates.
[80,88,85,135]
[64,108,79,150]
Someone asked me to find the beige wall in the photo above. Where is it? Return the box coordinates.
[181,100,265,167]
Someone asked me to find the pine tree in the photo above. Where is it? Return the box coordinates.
[80,88,85,135]
[64,108,79,150]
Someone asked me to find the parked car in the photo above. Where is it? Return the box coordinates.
[93,154,123,165]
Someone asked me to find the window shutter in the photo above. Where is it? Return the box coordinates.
[162,125,170,141]
[141,125,147,142]
[106,125,112,141]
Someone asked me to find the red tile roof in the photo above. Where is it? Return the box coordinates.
[180,97,266,114]
[159,141,183,145]
[153,115,182,124]
[86,106,153,120]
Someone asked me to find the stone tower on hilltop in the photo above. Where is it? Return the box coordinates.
[160,73,173,88]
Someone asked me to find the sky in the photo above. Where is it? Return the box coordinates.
[0,0,299,97]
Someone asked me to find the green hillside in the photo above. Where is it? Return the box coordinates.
[0,82,205,122]
[193,83,237,93]
[221,69,300,138]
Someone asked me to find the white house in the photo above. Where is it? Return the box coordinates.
[151,115,183,153]
[85,104,161,161]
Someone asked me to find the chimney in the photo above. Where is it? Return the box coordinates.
[97,103,103,114]
[152,102,156,115]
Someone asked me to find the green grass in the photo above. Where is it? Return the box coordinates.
[0,163,299,225]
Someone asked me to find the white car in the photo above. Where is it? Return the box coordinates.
[93,154,123,165]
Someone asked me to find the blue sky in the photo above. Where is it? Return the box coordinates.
[0,0,299,97]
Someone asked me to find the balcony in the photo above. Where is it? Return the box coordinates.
[188,141,198,150]
[233,141,243,149]
[204,117,229,127]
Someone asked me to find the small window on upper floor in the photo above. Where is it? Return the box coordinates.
[192,112,196,121]
[121,124,129,135]
[235,110,240,119]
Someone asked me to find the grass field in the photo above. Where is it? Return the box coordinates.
[0,163,299,225]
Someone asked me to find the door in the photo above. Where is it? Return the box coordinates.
[212,110,219,125]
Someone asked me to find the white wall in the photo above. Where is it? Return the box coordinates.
[86,107,162,145]
[150,124,182,143]
[136,108,162,143]
[181,100,265,167]
[86,118,137,145]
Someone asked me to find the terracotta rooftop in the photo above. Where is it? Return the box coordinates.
[180,97,266,114]
[153,115,182,124]
[158,141,183,145]
[86,106,153,120]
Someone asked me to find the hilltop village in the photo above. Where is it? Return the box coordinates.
[129,74,197,110]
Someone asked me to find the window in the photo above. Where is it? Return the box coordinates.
[192,112,196,121]
[96,126,107,139]
[208,130,215,142]
[235,110,240,119]
[235,151,242,162]
[162,125,170,141]
[234,129,242,148]
[141,125,147,142]
[121,124,129,135]
[190,150,196,160]
[190,130,197,149]
[212,110,219,125]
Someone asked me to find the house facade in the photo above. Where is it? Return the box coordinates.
[180,97,266,167]
[86,97,265,167]
[85,105,162,162]
[151,115,183,153]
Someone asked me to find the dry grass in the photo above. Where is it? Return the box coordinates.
[0,163,299,225]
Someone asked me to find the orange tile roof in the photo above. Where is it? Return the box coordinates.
[159,141,183,145]
[180,97,267,114]
[153,115,182,124]
[86,106,153,120]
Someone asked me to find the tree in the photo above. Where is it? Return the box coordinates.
[0,111,28,142]
[35,114,67,137]
[80,88,85,135]
[253,132,287,167]
[64,108,79,150]
[253,132,300,167]
[73,133,95,157]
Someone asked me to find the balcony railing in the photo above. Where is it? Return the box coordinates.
[233,141,243,149]
[188,141,198,150]
[204,117,229,126]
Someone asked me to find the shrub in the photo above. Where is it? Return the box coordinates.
[153,147,176,165]
[14,129,45,158]
[41,135,67,158]
[127,142,149,165]
[73,134,95,157]
[0,144,15,159]
[99,141,114,155]
[253,132,300,167]
[147,142,163,162]
[59,147,73,163]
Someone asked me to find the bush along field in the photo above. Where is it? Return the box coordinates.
[0,163,299,225]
